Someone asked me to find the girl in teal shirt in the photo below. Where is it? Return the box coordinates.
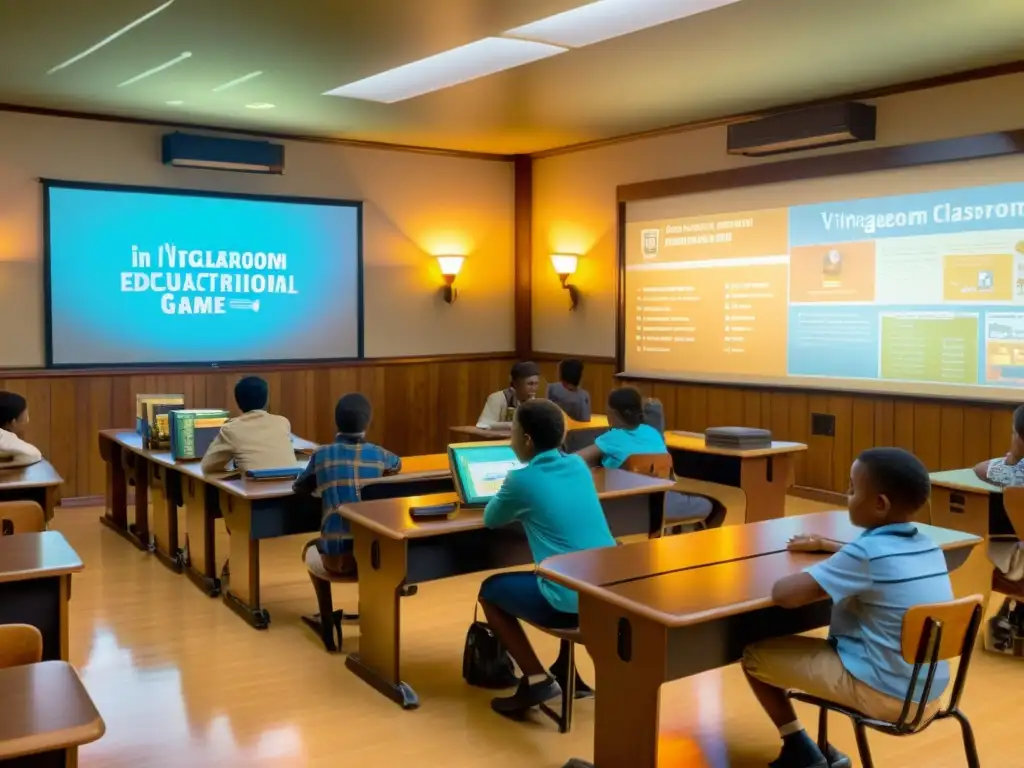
[577,386,667,468]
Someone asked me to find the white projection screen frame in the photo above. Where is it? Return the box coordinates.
[619,137,1024,403]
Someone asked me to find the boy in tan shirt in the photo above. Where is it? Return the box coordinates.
[201,377,296,473]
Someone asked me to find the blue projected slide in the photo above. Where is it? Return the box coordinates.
[45,182,361,366]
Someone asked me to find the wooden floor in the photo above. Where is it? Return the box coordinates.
[50,499,1018,768]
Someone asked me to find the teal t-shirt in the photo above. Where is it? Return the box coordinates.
[482,449,615,613]
[594,423,667,468]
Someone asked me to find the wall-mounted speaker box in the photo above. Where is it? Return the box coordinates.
[162,132,285,174]
[727,102,877,157]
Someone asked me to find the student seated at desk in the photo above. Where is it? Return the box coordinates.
[201,376,295,474]
[479,399,615,715]
[972,404,1024,584]
[294,393,401,577]
[742,448,952,768]
[576,387,713,524]
[477,361,540,428]
[545,358,591,423]
[0,391,42,468]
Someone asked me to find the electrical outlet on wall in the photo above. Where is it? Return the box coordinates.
[811,412,836,437]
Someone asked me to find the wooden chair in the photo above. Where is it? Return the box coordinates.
[523,621,582,734]
[0,624,43,669]
[622,454,723,534]
[0,500,45,535]
[300,540,359,653]
[789,596,984,768]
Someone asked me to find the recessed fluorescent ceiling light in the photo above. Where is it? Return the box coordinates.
[213,70,264,92]
[165,100,184,105]
[504,0,741,48]
[245,102,275,109]
[47,0,176,74]
[324,37,566,104]
[118,51,192,87]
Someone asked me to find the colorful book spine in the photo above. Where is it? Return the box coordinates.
[169,409,230,460]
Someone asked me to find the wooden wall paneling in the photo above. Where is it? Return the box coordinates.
[786,392,809,485]
[48,378,78,496]
[828,396,853,494]
[962,406,993,467]
[989,407,1013,462]
[893,401,915,452]
[743,390,762,428]
[872,399,895,447]
[804,394,832,490]
[849,398,875,466]
[912,403,942,471]
[938,405,965,470]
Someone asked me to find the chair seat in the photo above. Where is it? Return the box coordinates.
[992,569,1024,599]
[522,622,581,643]
[303,541,358,583]
[789,690,940,734]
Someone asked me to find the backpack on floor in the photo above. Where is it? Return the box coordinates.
[462,608,518,689]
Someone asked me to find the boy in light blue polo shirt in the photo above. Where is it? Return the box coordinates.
[479,399,615,716]
[742,447,953,768]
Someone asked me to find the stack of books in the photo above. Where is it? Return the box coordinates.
[169,409,231,460]
[136,394,185,449]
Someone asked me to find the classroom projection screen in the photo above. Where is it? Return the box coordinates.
[621,155,1024,402]
[44,181,362,367]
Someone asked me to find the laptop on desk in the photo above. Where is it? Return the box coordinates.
[447,443,524,508]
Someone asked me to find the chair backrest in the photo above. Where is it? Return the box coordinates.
[622,453,674,479]
[0,624,43,669]
[895,595,983,730]
[0,501,45,535]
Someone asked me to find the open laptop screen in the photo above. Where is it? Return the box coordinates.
[448,444,524,506]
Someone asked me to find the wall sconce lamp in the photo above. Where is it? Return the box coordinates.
[550,253,580,311]
[436,255,464,304]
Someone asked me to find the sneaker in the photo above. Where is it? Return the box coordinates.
[825,744,852,768]
[548,662,595,700]
[491,676,562,716]
[769,732,827,768]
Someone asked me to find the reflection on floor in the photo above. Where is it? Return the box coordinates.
[47,497,1018,767]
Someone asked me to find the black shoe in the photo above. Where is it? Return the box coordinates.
[548,663,594,700]
[825,744,852,768]
[769,732,827,768]
[491,676,561,716]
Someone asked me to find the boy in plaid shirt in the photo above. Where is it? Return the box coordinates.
[294,393,401,577]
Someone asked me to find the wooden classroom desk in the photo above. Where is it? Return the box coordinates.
[339,468,675,709]
[98,430,454,626]
[210,452,453,627]
[928,468,1007,600]
[0,460,64,524]
[97,429,317,560]
[0,531,82,662]
[664,431,806,523]
[0,661,105,767]
[450,414,610,445]
[539,511,981,768]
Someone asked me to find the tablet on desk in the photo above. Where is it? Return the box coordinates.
[448,443,523,507]
[245,466,303,481]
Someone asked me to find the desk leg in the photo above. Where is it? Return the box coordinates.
[182,479,220,597]
[573,592,666,768]
[128,455,152,550]
[741,455,792,523]
[99,439,145,549]
[220,494,267,629]
[149,465,182,574]
[929,487,992,602]
[345,525,418,709]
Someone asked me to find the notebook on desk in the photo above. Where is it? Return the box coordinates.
[448,443,523,507]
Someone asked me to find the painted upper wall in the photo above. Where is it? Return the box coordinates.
[0,111,514,368]
[531,72,1024,358]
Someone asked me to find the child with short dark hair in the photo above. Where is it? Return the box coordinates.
[0,391,42,467]
[479,399,615,715]
[546,358,591,422]
[478,361,540,427]
[742,447,952,768]
[201,376,295,473]
[576,386,667,468]
[294,393,401,576]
